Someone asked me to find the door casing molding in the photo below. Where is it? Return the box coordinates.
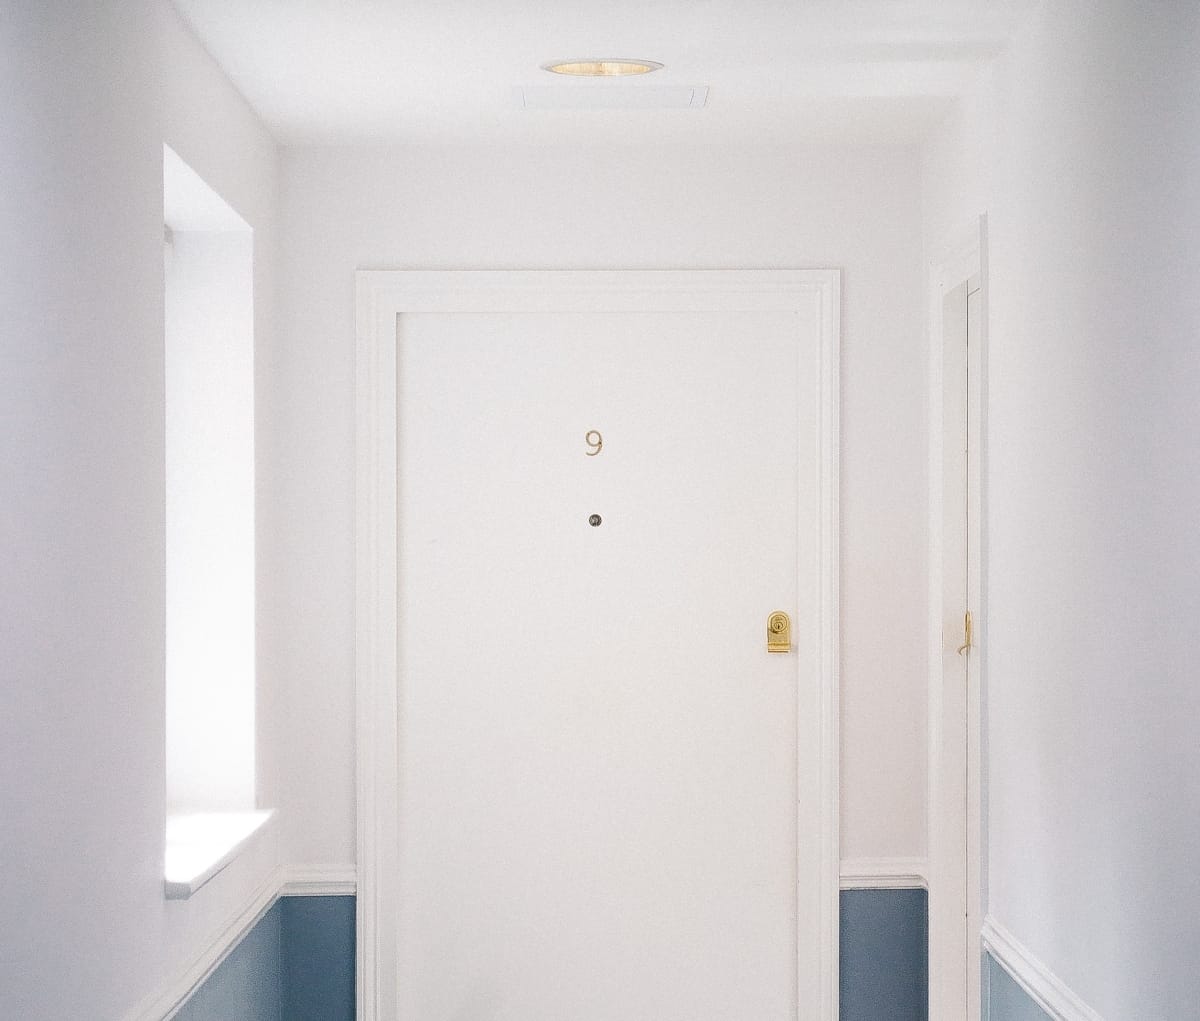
[354,269,841,1020]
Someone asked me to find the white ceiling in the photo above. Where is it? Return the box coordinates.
[172,1,1034,146]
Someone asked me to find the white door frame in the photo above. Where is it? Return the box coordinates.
[927,222,987,1021]
[354,269,841,1021]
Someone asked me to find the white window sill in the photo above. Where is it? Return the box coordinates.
[164,809,273,900]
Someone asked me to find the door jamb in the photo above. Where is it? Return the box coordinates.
[354,270,841,1021]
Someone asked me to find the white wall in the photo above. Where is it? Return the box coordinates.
[0,3,280,1017]
[276,144,930,869]
[165,229,255,813]
[923,2,1200,1016]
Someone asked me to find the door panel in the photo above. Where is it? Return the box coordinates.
[395,310,807,1020]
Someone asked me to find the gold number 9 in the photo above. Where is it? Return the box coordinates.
[585,430,603,456]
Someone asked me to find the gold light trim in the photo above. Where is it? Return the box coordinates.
[542,59,663,77]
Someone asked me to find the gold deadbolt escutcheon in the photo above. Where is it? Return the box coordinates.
[767,611,792,653]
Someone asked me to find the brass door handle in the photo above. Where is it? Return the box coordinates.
[956,611,973,656]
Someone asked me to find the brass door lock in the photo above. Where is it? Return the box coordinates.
[767,611,792,653]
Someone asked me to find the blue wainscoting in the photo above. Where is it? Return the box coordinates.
[174,901,283,1021]
[178,890,926,1019]
[280,896,356,1019]
[840,888,928,1021]
[984,953,1053,1021]
[175,896,354,1021]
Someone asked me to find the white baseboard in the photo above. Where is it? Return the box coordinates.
[280,863,357,896]
[839,857,929,890]
[982,915,1106,1021]
[122,863,358,1021]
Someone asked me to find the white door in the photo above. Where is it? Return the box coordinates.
[932,269,984,1021]
[357,271,838,1021]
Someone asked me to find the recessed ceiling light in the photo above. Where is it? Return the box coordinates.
[542,59,663,77]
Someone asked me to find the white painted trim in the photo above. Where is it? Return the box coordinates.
[839,857,928,890]
[967,218,989,1021]
[926,217,987,1021]
[280,864,358,897]
[982,916,1106,1021]
[816,269,841,1021]
[355,269,841,1021]
[355,267,399,1021]
[123,867,285,1021]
